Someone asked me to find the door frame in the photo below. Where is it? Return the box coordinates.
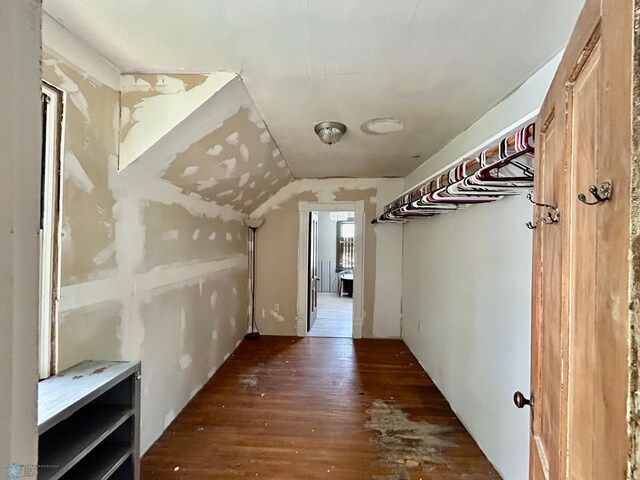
[296,201,365,338]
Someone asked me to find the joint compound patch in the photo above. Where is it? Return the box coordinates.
[161,229,179,241]
[270,310,285,323]
[206,144,223,156]
[179,354,193,370]
[225,132,239,145]
[210,291,218,312]
[365,400,456,477]
[238,172,251,188]
[181,166,199,177]
[240,144,250,162]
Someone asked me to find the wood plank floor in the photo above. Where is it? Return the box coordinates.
[308,293,353,338]
[142,337,500,479]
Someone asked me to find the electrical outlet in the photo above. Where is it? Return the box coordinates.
[274,303,280,312]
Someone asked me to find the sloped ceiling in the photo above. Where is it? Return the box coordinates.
[44,0,584,178]
[121,75,294,213]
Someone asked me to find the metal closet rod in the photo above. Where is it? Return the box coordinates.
[372,123,535,224]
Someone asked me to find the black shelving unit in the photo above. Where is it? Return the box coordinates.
[38,361,141,480]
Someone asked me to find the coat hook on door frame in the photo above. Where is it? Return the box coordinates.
[578,180,612,205]
[526,193,560,229]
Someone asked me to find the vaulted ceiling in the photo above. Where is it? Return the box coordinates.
[43,0,583,178]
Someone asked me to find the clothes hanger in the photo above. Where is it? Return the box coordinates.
[471,126,534,186]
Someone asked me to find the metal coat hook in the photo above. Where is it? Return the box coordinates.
[578,180,612,205]
[526,193,560,229]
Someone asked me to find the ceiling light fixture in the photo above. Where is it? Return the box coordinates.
[314,121,347,145]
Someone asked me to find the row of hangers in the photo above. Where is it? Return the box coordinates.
[372,123,536,224]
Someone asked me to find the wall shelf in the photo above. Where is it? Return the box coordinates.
[38,361,141,480]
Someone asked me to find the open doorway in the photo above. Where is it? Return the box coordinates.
[307,211,355,338]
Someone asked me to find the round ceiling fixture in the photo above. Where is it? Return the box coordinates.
[314,121,347,145]
[361,117,404,135]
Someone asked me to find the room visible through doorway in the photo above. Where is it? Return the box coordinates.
[307,211,354,338]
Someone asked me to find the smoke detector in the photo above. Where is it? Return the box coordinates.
[361,117,404,135]
[314,121,347,145]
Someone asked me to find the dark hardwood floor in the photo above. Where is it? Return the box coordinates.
[142,337,500,479]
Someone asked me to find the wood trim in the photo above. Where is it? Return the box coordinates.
[627,1,640,477]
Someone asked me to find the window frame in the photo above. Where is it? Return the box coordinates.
[335,220,355,271]
[39,81,64,380]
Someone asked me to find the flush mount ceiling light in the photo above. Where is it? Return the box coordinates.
[314,121,347,145]
[361,117,404,135]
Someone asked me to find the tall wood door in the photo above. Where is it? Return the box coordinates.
[308,212,319,331]
[529,0,633,478]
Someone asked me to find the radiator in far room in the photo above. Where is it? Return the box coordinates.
[319,260,338,293]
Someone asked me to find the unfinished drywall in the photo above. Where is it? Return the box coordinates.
[251,178,404,338]
[120,74,294,213]
[0,0,41,468]
[399,54,565,480]
[43,13,253,453]
[119,72,236,169]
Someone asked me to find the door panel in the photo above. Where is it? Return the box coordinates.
[308,212,319,331]
[532,113,566,480]
[530,0,632,477]
[567,41,600,480]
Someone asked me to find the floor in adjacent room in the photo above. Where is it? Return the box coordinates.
[308,293,353,338]
[142,337,499,479]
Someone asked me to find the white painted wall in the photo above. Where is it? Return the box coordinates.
[403,197,533,480]
[404,51,563,193]
[372,180,404,339]
[0,0,41,468]
[400,54,563,479]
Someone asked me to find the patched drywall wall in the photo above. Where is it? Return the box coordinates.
[58,301,122,370]
[42,48,119,285]
[120,74,294,213]
[43,14,251,453]
[119,72,236,169]
[251,178,404,338]
[0,0,41,468]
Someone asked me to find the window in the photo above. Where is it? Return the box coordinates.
[39,82,63,379]
[336,219,355,271]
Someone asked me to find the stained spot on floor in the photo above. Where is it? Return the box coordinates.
[365,399,456,479]
[241,375,258,388]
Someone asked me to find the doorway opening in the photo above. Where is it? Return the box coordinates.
[297,201,364,338]
[307,211,355,337]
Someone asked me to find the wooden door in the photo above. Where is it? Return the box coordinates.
[308,212,319,331]
[529,0,633,478]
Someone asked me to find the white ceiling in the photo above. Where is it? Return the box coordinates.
[43,0,583,178]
